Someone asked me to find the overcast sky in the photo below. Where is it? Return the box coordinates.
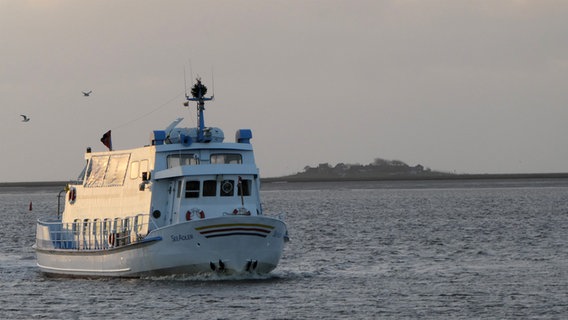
[1,0,567,182]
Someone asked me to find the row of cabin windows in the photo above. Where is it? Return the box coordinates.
[130,160,149,179]
[81,154,150,187]
[167,153,242,168]
[68,216,146,250]
[178,179,252,198]
[72,215,145,236]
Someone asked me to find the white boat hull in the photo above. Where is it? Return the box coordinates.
[36,216,287,277]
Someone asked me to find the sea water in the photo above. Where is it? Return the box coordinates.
[1,179,567,319]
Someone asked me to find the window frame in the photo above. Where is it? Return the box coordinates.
[210,153,243,164]
[203,180,217,197]
[238,178,252,197]
[220,179,234,197]
[185,180,200,198]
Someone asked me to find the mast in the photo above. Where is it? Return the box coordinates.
[185,78,213,142]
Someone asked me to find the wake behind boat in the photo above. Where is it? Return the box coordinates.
[34,78,289,277]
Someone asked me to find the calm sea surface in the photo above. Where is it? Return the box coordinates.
[1,179,567,319]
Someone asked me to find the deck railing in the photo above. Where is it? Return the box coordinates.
[36,215,150,251]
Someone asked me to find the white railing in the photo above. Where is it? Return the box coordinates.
[36,215,150,251]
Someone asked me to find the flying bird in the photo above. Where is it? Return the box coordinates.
[82,90,92,96]
[20,115,30,122]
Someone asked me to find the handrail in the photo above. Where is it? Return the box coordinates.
[36,215,151,251]
[57,189,66,219]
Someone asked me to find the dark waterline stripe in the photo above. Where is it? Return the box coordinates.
[200,227,271,235]
[195,223,274,231]
[204,232,268,239]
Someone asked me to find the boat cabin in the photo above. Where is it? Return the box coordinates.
[60,126,261,250]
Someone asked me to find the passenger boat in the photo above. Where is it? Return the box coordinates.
[34,79,289,277]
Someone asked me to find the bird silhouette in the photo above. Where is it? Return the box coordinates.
[20,115,30,122]
[82,90,92,96]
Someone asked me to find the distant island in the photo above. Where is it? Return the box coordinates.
[264,158,568,182]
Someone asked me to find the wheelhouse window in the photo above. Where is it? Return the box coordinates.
[203,180,217,197]
[185,180,200,198]
[210,153,242,164]
[168,154,199,168]
[220,180,234,197]
[238,178,252,196]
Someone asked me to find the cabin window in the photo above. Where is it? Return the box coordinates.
[71,219,80,249]
[185,180,200,198]
[93,219,101,249]
[83,219,91,248]
[104,154,130,186]
[85,155,109,187]
[103,218,110,234]
[83,219,90,232]
[72,219,81,236]
[130,159,149,179]
[84,154,131,187]
[103,218,111,247]
[130,161,140,179]
[124,218,130,242]
[203,180,217,197]
[238,178,252,196]
[93,219,100,235]
[134,214,144,235]
[210,154,242,164]
[114,218,122,233]
[220,180,234,197]
[168,154,199,168]
[124,218,130,230]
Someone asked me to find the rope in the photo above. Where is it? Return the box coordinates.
[110,91,187,130]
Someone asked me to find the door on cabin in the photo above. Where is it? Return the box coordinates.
[166,179,184,224]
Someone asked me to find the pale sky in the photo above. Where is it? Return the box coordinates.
[1,0,568,182]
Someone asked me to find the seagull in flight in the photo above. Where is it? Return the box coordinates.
[82,90,92,96]
[20,115,30,122]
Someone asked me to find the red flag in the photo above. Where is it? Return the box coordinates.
[100,130,112,151]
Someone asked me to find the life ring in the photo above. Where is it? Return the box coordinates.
[68,187,77,204]
[232,207,251,215]
[186,208,205,221]
[221,181,233,194]
[108,233,116,247]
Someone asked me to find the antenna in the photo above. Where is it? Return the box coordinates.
[211,65,215,99]
[183,66,188,96]
[189,59,194,87]
[185,75,213,143]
